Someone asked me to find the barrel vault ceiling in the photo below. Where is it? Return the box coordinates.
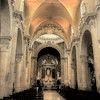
[24,0,81,42]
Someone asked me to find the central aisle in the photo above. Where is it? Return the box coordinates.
[43,90,65,100]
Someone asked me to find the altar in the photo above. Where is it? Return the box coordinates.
[37,54,60,89]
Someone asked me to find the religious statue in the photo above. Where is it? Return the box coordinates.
[46,68,51,76]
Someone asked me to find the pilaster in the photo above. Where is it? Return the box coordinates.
[80,55,90,90]
[14,54,23,92]
[0,36,11,98]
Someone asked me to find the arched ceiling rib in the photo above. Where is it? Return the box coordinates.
[25,0,81,43]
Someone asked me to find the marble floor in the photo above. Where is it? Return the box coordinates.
[43,90,65,100]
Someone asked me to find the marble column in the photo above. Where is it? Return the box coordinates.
[0,36,11,98]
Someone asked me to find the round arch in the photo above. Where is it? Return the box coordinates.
[33,43,64,58]
[30,39,65,85]
[33,45,63,86]
[29,22,68,48]
[80,29,97,91]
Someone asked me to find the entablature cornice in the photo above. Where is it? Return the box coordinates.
[0,36,12,51]
[79,13,97,34]
[0,36,12,44]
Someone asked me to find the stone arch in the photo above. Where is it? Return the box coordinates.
[30,26,68,47]
[71,46,78,89]
[1,0,12,36]
[80,30,97,91]
[31,43,64,83]
[37,48,60,80]
[34,44,64,58]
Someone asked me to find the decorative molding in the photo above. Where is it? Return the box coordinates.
[24,35,30,40]
[33,43,64,58]
[29,48,33,52]
[79,13,97,31]
[24,35,30,45]
[0,36,12,40]
[86,13,97,24]
[0,36,12,49]
[66,49,71,55]
[0,45,10,51]
[15,54,23,63]
[16,53,23,57]
[34,24,65,36]
[95,0,100,12]
[96,0,100,5]
[13,11,24,33]
[71,36,80,47]
[13,11,23,20]
[11,0,15,10]
[47,41,52,45]
[75,37,80,46]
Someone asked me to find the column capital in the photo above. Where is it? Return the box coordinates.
[24,35,30,45]
[0,36,12,44]
[66,49,71,55]
[75,37,80,46]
